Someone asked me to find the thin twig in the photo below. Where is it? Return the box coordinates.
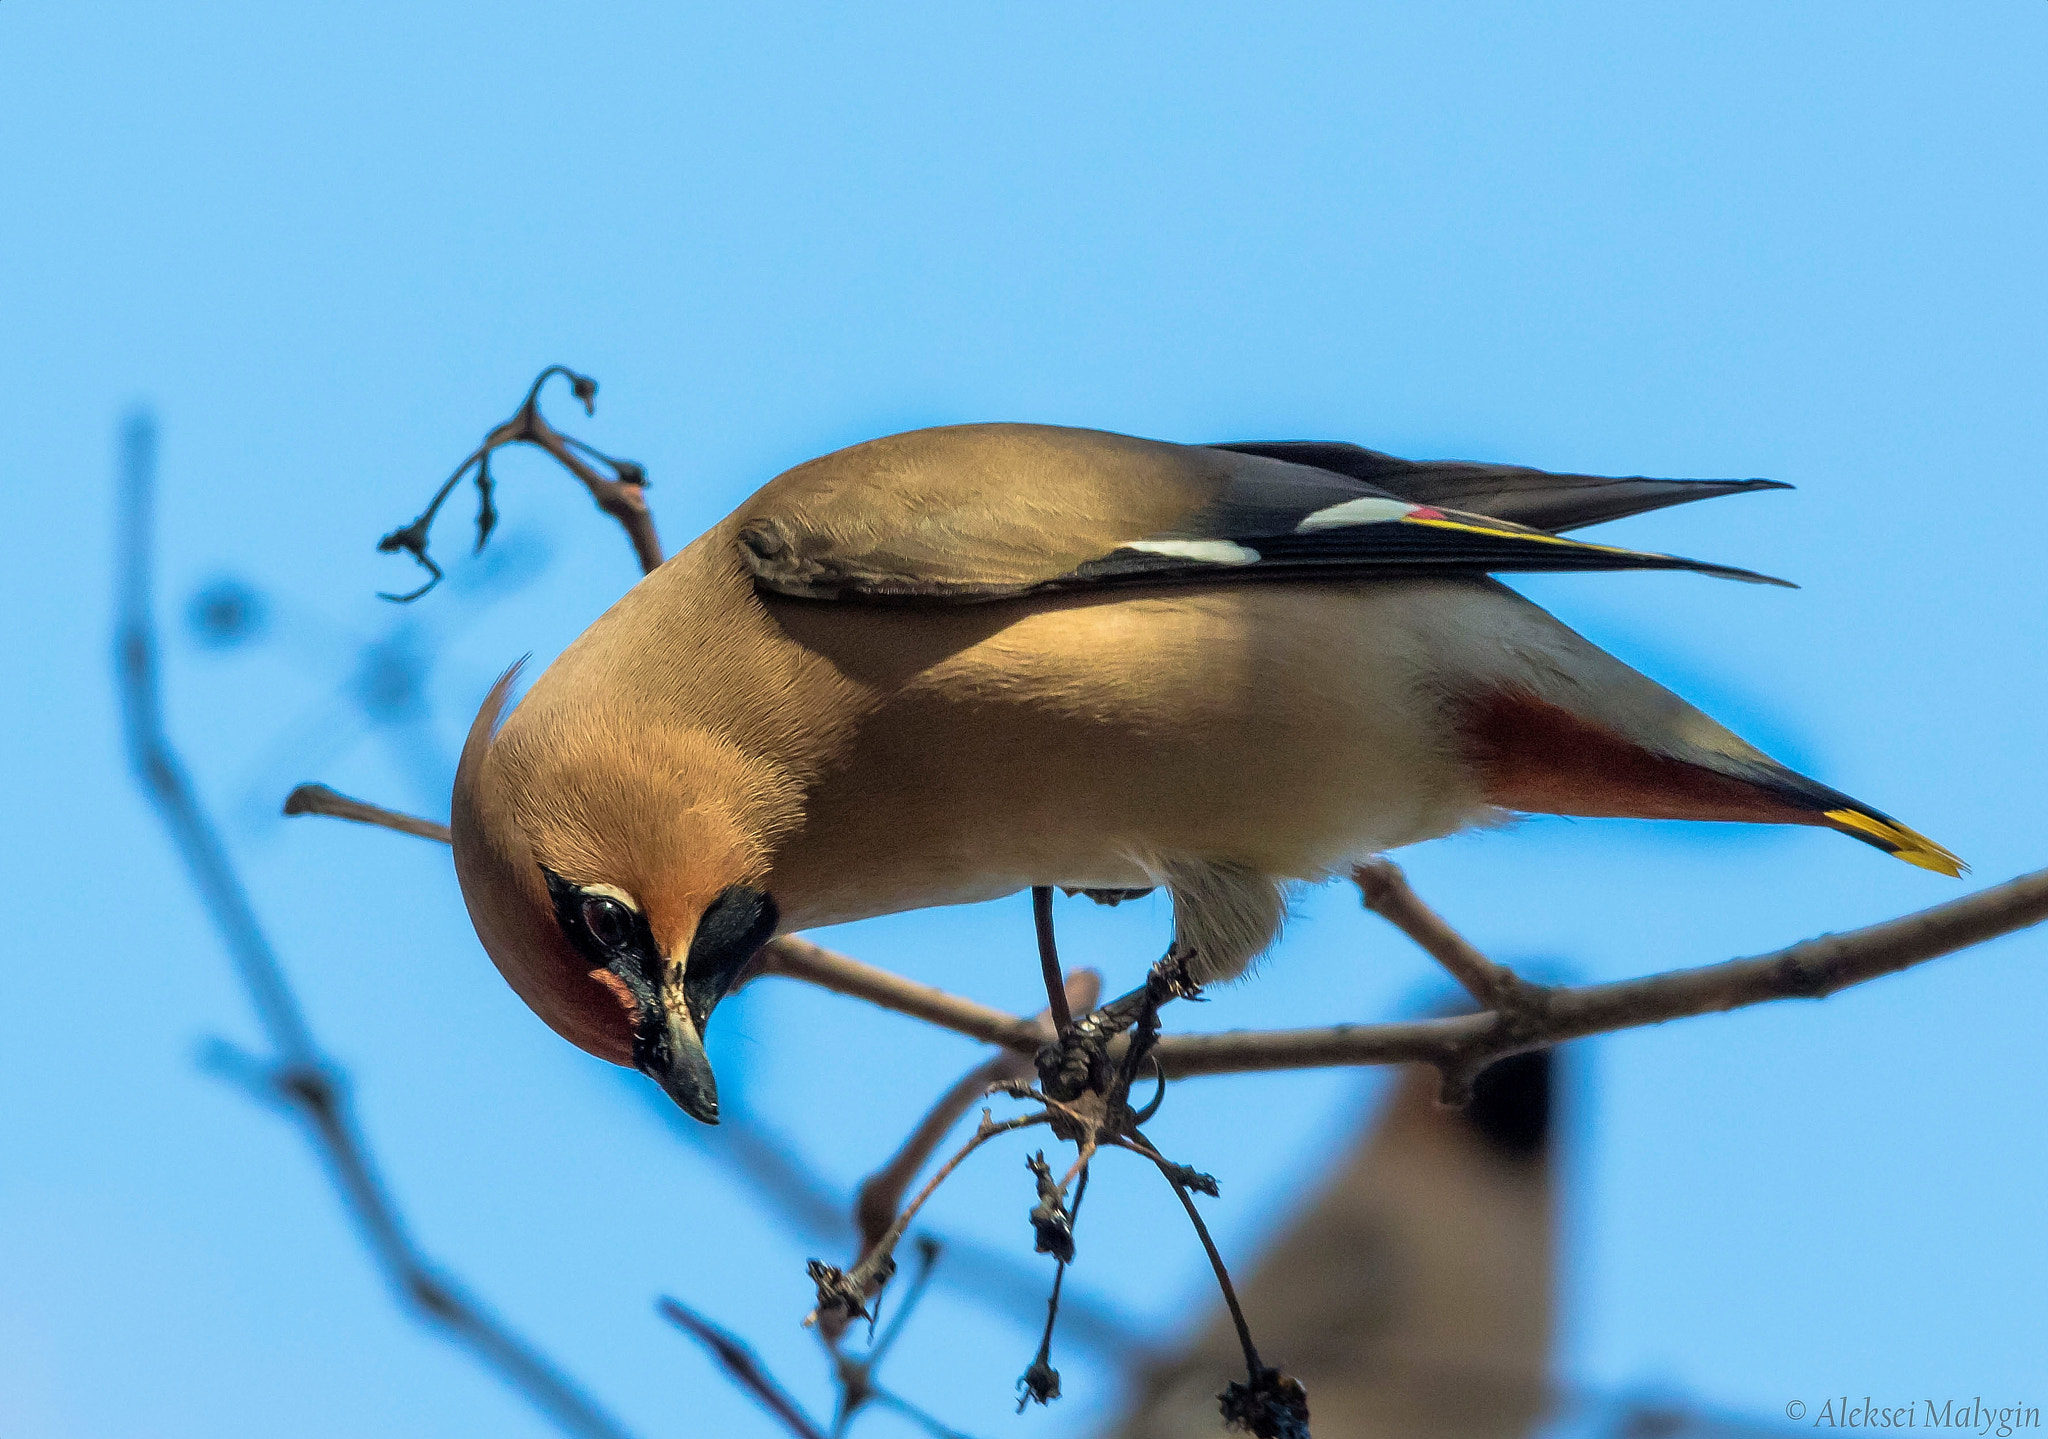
[1119,1131,1261,1380]
[377,366,661,600]
[114,412,635,1439]
[823,1112,1050,1323]
[284,782,451,842]
[863,1238,945,1373]
[852,970,1101,1259]
[660,1297,828,1439]
[851,1050,1014,1252]
[1017,1164,1092,1412]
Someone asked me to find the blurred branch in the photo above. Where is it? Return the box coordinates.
[377,365,661,600]
[114,413,638,1439]
[659,1299,828,1439]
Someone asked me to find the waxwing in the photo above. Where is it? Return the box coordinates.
[450,424,1958,1121]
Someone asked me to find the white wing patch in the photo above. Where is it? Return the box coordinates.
[1124,537,1262,565]
[1294,496,1428,532]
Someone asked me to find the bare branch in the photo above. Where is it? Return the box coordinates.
[1351,859,1549,1019]
[284,782,451,843]
[116,413,636,1439]
[1156,862,2048,1091]
[277,780,2048,1097]
[754,936,1047,1055]
[377,366,661,601]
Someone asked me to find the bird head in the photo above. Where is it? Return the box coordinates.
[450,667,790,1125]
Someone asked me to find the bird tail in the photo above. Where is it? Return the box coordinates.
[1472,686,1966,877]
[1439,581,1965,877]
[1817,804,1965,877]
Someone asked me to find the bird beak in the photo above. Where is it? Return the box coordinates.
[630,885,778,1127]
[638,975,722,1124]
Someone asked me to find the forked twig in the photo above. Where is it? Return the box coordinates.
[813,1110,1050,1328]
[1352,859,1550,1021]
[377,365,661,600]
[852,971,1101,1259]
[115,414,635,1439]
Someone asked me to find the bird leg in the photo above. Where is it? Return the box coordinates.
[1030,886,1074,1036]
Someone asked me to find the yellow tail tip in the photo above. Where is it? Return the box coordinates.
[1822,808,1968,878]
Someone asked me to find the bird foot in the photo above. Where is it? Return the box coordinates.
[1034,953,1201,1103]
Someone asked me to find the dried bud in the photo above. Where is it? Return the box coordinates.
[1025,1153,1075,1263]
[1035,1035,1106,1101]
[570,373,598,414]
[1219,1366,1310,1438]
[1015,1359,1061,1409]
[374,516,443,602]
[804,1260,874,1325]
[1160,1161,1220,1197]
[612,458,647,487]
[376,518,429,559]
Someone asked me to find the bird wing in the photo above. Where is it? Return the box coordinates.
[1206,439,1791,533]
[735,423,1790,604]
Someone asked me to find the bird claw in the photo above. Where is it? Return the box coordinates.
[1034,951,1201,1104]
[1150,949,1205,1003]
[1034,1035,1108,1103]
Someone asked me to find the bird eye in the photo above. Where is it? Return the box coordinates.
[581,895,634,952]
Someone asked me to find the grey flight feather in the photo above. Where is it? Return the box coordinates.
[1207,440,1791,534]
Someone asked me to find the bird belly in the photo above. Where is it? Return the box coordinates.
[762,580,1495,931]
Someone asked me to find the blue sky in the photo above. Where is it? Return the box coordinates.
[3,2,2045,1435]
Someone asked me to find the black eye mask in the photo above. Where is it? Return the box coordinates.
[539,869,776,1040]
